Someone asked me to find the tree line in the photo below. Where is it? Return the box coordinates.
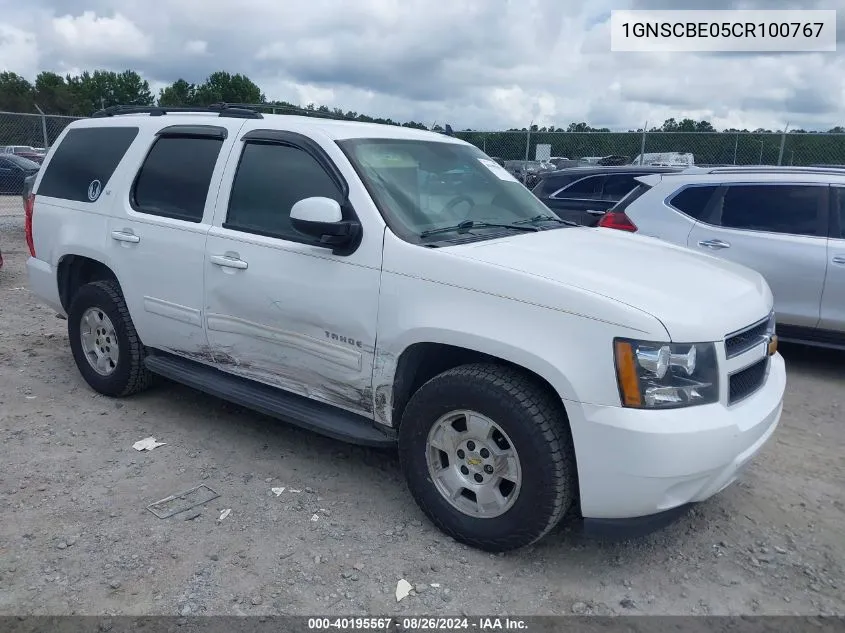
[3,68,844,135]
[2,68,845,165]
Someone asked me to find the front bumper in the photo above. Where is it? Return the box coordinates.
[567,352,785,523]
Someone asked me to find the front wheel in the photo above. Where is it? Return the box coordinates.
[398,363,577,552]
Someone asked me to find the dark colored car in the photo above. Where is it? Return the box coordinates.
[503,160,555,189]
[531,165,683,226]
[0,154,40,195]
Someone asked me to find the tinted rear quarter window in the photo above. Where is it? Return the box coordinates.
[559,174,604,198]
[132,136,224,222]
[37,127,139,202]
[669,185,719,220]
[533,174,574,196]
[602,174,641,199]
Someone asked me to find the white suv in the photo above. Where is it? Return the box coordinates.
[598,166,845,350]
[24,105,785,552]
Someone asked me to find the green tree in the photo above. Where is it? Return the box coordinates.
[0,72,35,112]
[193,72,264,105]
[66,70,154,113]
[34,72,85,115]
[158,79,198,106]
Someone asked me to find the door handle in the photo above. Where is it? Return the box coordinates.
[585,209,606,216]
[832,256,845,264]
[698,239,730,249]
[209,254,248,269]
[111,230,140,243]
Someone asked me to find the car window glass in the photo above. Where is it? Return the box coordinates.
[715,184,821,236]
[38,127,139,202]
[602,175,640,200]
[225,143,342,239]
[133,136,223,222]
[835,187,845,239]
[669,185,719,220]
[535,175,573,196]
[559,175,604,198]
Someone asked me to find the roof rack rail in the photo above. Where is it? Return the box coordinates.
[91,103,263,119]
[702,166,845,175]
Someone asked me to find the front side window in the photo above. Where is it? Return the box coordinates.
[225,142,343,240]
[601,174,641,200]
[558,175,604,198]
[716,184,822,236]
[338,138,567,243]
[132,136,223,222]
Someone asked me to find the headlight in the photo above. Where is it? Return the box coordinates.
[613,338,719,409]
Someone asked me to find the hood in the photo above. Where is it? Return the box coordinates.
[447,227,773,343]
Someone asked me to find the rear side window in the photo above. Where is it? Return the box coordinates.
[37,127,139,202]
[533,174,573,197]
[558,175,604,198]
[609,182,652,212]
[717,184,822,236]
[834,187,845,239]
[602,174,641,200]
[132,136,224,222]
[669,185,719,220]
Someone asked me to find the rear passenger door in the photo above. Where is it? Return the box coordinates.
[686,183,828,328]
[106,123,244,359]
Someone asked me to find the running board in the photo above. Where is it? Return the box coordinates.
[144,353,397,448]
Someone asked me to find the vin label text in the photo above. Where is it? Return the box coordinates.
[610,9,836,52]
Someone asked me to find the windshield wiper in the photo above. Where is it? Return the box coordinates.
[420,220,540,238]
[515,214,579,227]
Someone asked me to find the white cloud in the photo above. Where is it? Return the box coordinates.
[2,0,845,132]
[50,11,152,61]
[184,40,208,55]
[0,23,39,79]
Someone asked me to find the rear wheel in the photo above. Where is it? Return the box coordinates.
[67,280,154,397]
[398,363,577,552]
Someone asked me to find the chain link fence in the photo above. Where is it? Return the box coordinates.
[454,129,845,167]
[3,109,845,167]
[0,111,82,150]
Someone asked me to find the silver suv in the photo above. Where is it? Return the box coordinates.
[598,166,845,350]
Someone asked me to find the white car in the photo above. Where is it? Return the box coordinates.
[24,105,785,551]
[597,166,845,350]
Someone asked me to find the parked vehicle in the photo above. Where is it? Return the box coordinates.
[598,166,845,350]
[25,105,784,552]
[532,165,682,225]
[503,160,554,188]
[0,155,41,194]
[632,152,695,167]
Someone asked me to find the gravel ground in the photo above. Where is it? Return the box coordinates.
[0,195,843,617]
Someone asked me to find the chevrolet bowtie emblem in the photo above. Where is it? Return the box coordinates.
[767,334,778,356]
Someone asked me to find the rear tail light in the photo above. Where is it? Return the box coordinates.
[597,210,638,232]
[24,193,36,257]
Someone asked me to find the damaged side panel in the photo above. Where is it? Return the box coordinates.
[202,231,382,419]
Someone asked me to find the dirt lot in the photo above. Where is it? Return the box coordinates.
[0,195,843,617]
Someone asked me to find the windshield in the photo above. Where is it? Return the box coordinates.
[338,138,557,243]
[3,154,40,170]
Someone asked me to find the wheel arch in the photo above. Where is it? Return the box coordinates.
[57,254,120,313]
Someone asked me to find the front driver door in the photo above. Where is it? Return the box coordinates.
[203,129,383,417]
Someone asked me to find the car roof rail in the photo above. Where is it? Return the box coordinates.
[693,165,845,176]
[91,103,264,119]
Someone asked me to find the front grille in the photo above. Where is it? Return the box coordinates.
[729,358,769,404]
[725,317,770,359]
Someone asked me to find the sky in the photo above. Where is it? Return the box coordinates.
[1,0,843,131]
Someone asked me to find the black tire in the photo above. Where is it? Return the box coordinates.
[398,363,577,552]
[67,279,155,397]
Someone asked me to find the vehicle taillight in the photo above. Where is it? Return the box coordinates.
[597,210,638,232]
[24,193,36,257]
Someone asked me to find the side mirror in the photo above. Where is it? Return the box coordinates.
[290,197,361,248]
